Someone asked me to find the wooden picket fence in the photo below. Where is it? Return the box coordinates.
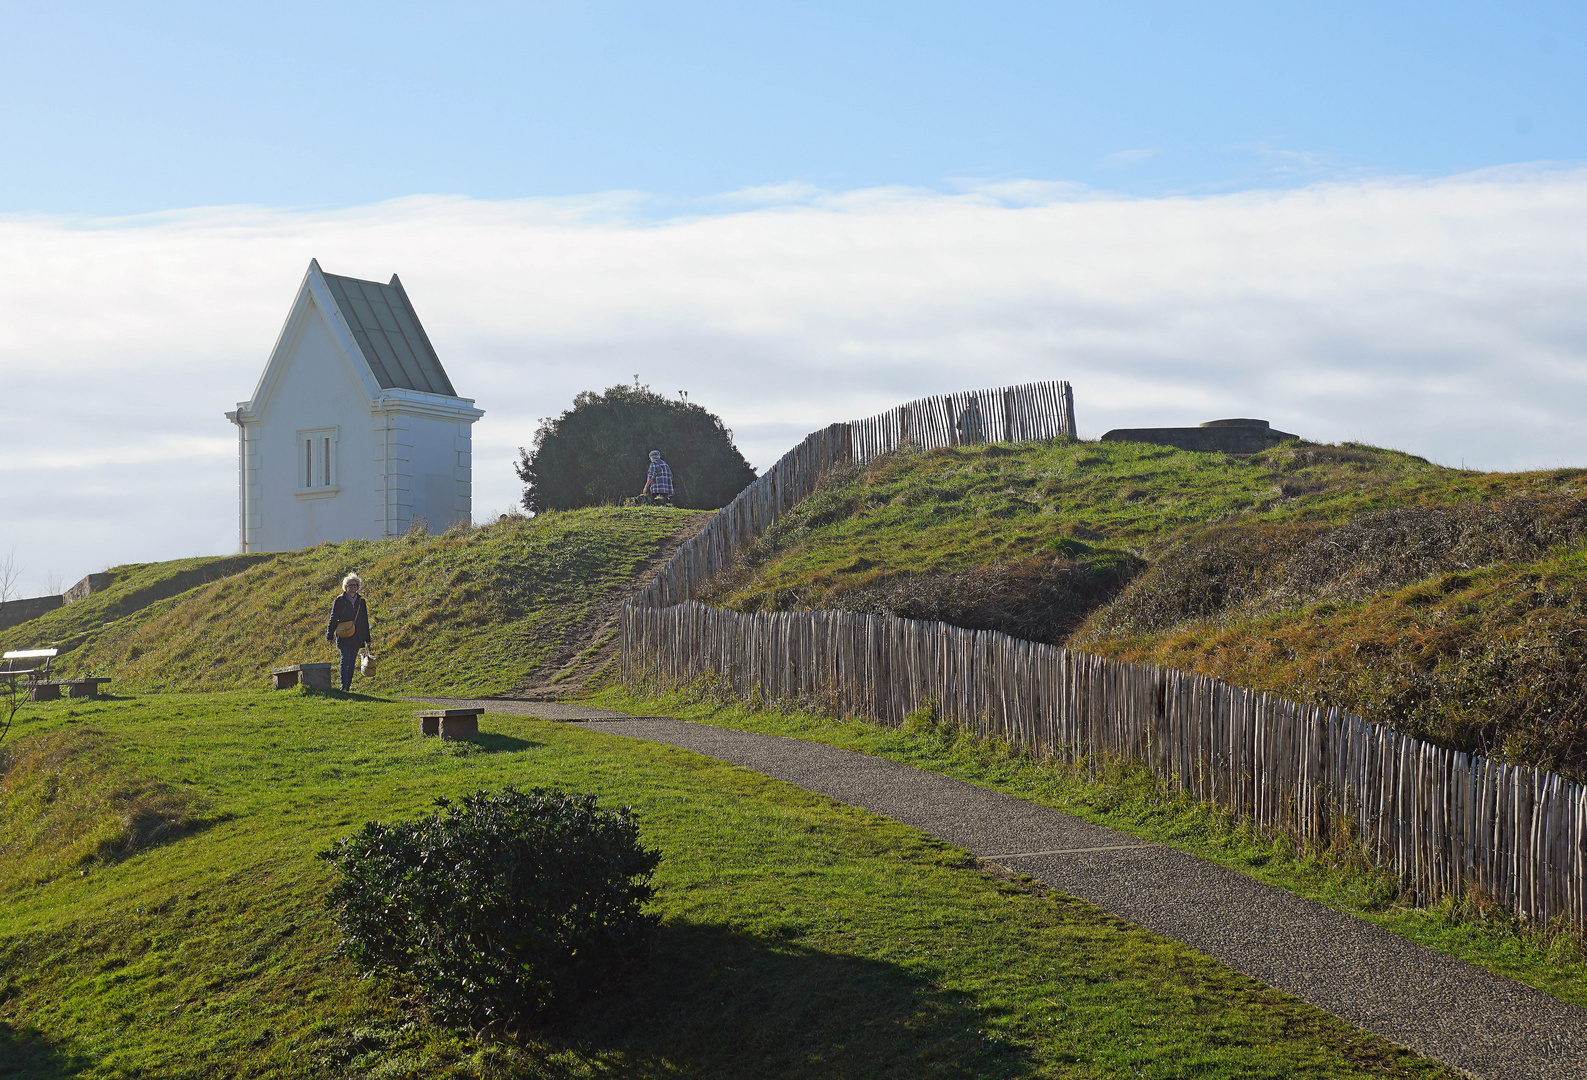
[631,380,1076,608]
[620,379,1587,929]
[622,603,1587,928]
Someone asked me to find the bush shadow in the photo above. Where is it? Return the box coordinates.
[0,1020,91,1079]
[535,920,1027,1079]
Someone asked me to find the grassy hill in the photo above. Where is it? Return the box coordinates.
[1,508,705,698]
[704,438,1587,780]
[0,555,277,644]
[0,692,1455,1078]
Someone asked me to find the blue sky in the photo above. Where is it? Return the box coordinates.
[3,2,1587,596]
[3,1,1582,214]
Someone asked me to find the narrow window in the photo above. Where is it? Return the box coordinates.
[297,428,338,492]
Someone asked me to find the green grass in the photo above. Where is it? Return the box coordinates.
[588,684,1587,1014]
[0,555,276,652]
[0,690,1455,1079]
[711,439,1568,611]
[5,507,703,697]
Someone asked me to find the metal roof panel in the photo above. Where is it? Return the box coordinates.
[318,267,458,395]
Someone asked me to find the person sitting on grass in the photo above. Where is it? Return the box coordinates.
[325,572,373,692]
[640,449,674,506]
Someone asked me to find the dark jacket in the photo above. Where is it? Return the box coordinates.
[326,593,372,649]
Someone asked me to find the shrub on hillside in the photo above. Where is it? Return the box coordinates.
[828,549,1144,645]
[517,383,757,512]
[1089,495,1587,637]
[320,786,661,1026]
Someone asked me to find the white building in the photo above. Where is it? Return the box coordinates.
[225,260,483,552]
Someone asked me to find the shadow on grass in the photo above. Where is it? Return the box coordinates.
[311,689,393,703]
[0,1020,90,1079]
[472,733,542,754]
[428,733,543,755]
[552,920,1027,1078]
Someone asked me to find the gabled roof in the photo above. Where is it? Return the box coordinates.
[312,259,457,396]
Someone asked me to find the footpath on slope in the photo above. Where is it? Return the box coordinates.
[490,514,714,701]
[411,697,1587,1080]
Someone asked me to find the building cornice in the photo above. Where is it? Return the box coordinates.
[370,388,485,423]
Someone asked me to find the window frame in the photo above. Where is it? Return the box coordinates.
[294,426,340,499]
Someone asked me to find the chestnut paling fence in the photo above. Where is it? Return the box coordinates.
[631,380,1077,608]
[620,380,1587,929]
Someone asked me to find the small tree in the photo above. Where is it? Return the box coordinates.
[320,787,660,1026]
[517,383,756,512]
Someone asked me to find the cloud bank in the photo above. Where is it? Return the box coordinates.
[3,169,1586,596]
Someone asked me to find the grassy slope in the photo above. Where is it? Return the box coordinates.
[711,440,1531,605]
[7,508,702,698]
[0,693,1454,1079]
[708,439,1587,777]
[0,555,276,655]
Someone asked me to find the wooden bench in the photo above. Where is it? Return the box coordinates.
[269,663,333,691]
[3,648,57,679]
[3,649,58,699]
[415,708,483,740]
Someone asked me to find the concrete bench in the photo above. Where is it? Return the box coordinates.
[270,663,333,691]
[4,678,61,701]
[415,708,483,740]
[59,677,112,699]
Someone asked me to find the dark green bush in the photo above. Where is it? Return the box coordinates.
[320,786,661,1026]
[516,382,757,512]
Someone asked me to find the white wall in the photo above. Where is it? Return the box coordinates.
[399,412,472,532]
[245,298,379,551]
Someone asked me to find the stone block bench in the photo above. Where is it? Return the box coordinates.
[415,708,483,740]
[59,677,112,698]
[270,663,333,691]
[23,680,61,701]
[22,678,113,701]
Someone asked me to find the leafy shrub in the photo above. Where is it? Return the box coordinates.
[516,382,757,511]
[320,786,661,1026]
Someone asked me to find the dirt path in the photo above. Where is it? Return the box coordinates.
[490,514,713,701]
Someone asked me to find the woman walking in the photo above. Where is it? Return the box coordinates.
[325,572,373,692]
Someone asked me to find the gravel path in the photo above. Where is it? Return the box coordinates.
[411,698,1587,1079]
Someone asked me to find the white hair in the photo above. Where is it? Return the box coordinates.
[342,572,362,589]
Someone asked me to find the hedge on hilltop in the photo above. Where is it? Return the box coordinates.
[517,383,757,512]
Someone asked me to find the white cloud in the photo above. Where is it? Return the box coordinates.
[3,167,1587,596]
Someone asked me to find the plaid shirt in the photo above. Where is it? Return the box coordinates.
[646,459,674,494]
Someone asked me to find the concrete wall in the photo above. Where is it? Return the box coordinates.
[1100,419,1299,455]
[0,594,64,632]
[62,573,113,605]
